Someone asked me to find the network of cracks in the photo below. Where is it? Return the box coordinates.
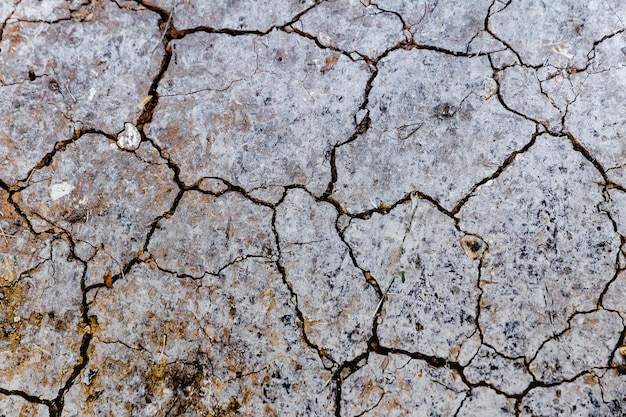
[1,0,626,415]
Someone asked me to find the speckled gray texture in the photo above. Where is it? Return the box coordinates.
[0,0,161,184]
[458,135,618,359]
[276,189,378,363]
[465,345,532,395]
[147,30,369,194]
[345,199,480,360]
[1,1,626,416]
[332,50,535,212]
[340,353,467,416]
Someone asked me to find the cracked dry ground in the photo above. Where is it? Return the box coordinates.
[2,1,626,416]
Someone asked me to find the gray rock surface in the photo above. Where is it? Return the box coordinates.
[1,1,626,416]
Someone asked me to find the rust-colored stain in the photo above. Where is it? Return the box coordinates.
[104,270,113,288]
[320,55,339,73]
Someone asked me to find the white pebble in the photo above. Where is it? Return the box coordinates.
[117,122,142,151]
[50,181,74,200]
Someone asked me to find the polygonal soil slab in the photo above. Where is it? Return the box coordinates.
[566,37,626,187]
[296,1,404,58]
[0,394,48,417]
[9,0,73,20]
[603,269,626,312]
[0,81,70,186]
[275,189,378,363]
[496,64,564,130]
[409,0,495,51]
[596,369,626,411]
[489,0,624,68]
[529,310,622,384]
[17,133,178,286]
[344,197,480,361]
[148,190,275,278]
[0,189,45,286]
[64,259,333,416]
[341,353,467,416]
[146,30,370,194]
[458,134,619,359]
[0,238,85,400]
[333,48,535,212]
[520,374,622,416]
[456,387,516,417]
[0,0,162,184]
[464,345,532,395]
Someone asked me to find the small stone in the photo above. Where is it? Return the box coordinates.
[83,368,97,386]
[483,77,498,100]
[460,235,486,260]
[49,181,74,201]
[116,123,141,151]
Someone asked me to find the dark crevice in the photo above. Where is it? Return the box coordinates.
[6,191,38,236]
[563,131,612,186]
[50,234,92,417]
[0,387,48,405]
[400,40,492,58]
[135,0,322,40]
[368,338,474,389]
[513,369,602,414]
[583,28,626,73]
[285,26,363,63]
[141,187,184,252]
[135,16,174,129]
[609,327,626,374]
[10,128,107,191]
[49,332,93,417]
[484,0,532,69]
[0,0,22,53]
[470,256,486,356]
[269,206,340,368]
[451,129,540,216]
